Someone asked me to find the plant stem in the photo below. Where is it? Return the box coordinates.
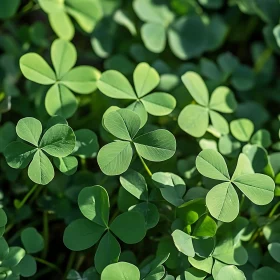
[42,212,49,259]
[63,251,76,280]
[269,200,280,218]
[34,257,62,274]
[137,153,152,177]
[15,184,38,209]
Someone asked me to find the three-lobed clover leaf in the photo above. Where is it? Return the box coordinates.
[20,39,100,119]
[97,62,176,127]
[63,185,146,274]
[4,117,76,185]
[196,149,275,222]
[97,108,176,176]
[38,0,103,40]
[178,71,237,137]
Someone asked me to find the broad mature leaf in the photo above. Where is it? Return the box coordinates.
[141,22,166,53]
[60,66,100,94]
[196,149,230,181]
[120,169,148,200]
[233,173,275,205]
[16,117,42,146]
[172,230,195,257]
[28,150,54,185]
[101,262,140,280]
[4,142,36,169]
[21,227,44,254]
[231,153,254,180]
[78,186,110,227]
[206,182,239,223]
[63,219,105,251]
[51,39,77,79]
[217,265,246,280]
[152,172,186,207]
[178,105,209,137]
[133,62,159,98]
[110,211,146,244]
[209,86,237,113]
[18,255,37,277]
[104,109,141,141]
[98,70,137,99]
[209,110,229,135]
[0,0,20,19]
[20,53,56,85]
[133,129,176,161]
[181,72,209,106]
[253,267,280,280]
[0,209,7,228]
[94,232,121,273]
[73,129,99,158]
[97,141,133,176]
[53,156,78,175]
[40,124,76,157]
[1,247,25,268]
[45,84,78,119]
[141,92,176,116]
[268,243,280,263]
[230,118,254,142]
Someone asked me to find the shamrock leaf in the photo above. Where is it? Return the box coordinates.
[20,39,100,119]
[178,71,237,137]
[196,149,275,222]
[4,117,76,185]
[101,262,140,280]
[38,0,103,40]
[97,108,176,176]
[97,63,176,127]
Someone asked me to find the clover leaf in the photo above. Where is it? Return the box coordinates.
[97,108,176,176]
[63,185,146,273]
[101,262,140,280]
[20,39,100,119]
[196,149,275,222]
[4,117,76,185]
[38,0,103,40]
[97,63,176,127]
[178,71,237,137]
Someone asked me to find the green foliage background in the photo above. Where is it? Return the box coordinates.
[0,0,280,279]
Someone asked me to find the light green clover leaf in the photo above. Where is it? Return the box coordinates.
[38,0,103,40]
[4,117,76,185]
[20,39,100,119]
[63,185,146,274]
[97,108,176,176]
[178,71,237,137]
[101,262,140,280]
[196,149,275,222]
[97,63,176,127]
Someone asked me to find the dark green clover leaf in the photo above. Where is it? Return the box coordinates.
[178,72,237,137]
[38,0,103,40]
[97,63,176,127]
[196,149,275,222]
[101,262,140,280]
[21,227,44,254]
[4,117,76,185]
[268,242,280,263]
[64,185,146,272]
[20,39,100,119]
[98,109,176,176]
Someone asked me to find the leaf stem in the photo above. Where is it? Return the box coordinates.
[269,200,280,218]
[254,48,273,73]
[42,212,49,259]
[34,257,62,274]
[63,251,76,280]
[137,153,152,177]
[14,184,38,209]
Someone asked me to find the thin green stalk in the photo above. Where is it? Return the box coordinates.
[34,257,62,274]
[42,212,49,259]
[29,185,43,205]
[75,254,85,271]
[14,184,38,209]
[269,200,280,218]
[254,48,273,73]
[137,153,152,177]
[63,251,77,280]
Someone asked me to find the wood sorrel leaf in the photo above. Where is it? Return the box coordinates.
[172,230,195,257]
[101,262,140,280]
[230,118,254,142]
[16,117,42,146]
[21,227,44,254]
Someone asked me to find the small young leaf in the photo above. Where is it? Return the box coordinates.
[21,227,44,254]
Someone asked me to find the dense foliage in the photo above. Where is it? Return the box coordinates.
[0,0,280,279]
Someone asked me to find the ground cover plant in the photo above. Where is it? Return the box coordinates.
[0,0,280,279]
